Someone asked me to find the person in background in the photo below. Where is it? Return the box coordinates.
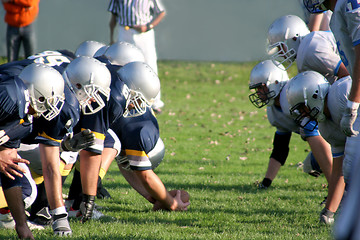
[2,0,40,62]
[108,0,166,113]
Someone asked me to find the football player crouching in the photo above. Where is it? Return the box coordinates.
[67,62,190,213]
[0,63,68,239]
[248,60,332,189]
[0,51,97,236]
[62,55,167,222]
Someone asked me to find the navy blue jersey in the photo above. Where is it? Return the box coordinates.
[0,74,31,148]
[77,59,128,154]
[0,50,80,147]
[109,107,159,170]
[22,84,80,146]
[0,50,74,77]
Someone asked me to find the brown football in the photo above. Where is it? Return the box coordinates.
[152,189,190,211]
[169,189,190,203]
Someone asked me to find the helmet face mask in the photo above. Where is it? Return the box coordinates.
[303,0,328,13]
[286,71,330,128]
[74,83,110,115]
[249,60,289,108]
[63,56,111,115]
[19,63,65,121]
[36,95,65,120]
[268,42,297,70]
[117,62,160,118]
[123,90,152,118]
[290,103,319,130]
[267,15,310,70]
[249,83,276,108]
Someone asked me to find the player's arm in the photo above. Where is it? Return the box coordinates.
[109,13,117,45]
[308,13,324,32]
[340,45,360,136]
[38,143,65,207]
[133,169,189,211]
[79,149,102,196]
[123,147,188,210]
[336,62,350,79]
[134,11,166,33]
[349,45,360,102]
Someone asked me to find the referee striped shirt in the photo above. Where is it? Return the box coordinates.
[108,0,165,26]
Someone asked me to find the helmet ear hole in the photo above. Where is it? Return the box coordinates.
[38,96,45,103]
[76,83,82,89]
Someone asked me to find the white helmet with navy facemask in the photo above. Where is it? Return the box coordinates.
[117,62,160,118]
[267,15,310,70]
[62,56,111,115]
[249,60,289,108]
[18,63,65,121]
[286,71,330,129]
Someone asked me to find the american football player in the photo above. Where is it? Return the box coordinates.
[267,14,349,83]
[63,57,162,222]
[68,105,190,213]
[65,43,147,203]
[0,51,96,236]
[248,60,332,190]
[286,70,350,225]
[0,62,67,239]
[303,0,360,139]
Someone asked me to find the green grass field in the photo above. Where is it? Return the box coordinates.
[0,59,333,239]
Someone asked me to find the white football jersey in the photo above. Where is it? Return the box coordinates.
[318,76,350,155]
[330,0,360,77]
[297,31,341,84]
[267,83,299,133]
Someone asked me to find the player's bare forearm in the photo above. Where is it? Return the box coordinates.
[349,45,360,102]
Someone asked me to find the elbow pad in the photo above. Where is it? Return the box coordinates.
[270,132,291,166]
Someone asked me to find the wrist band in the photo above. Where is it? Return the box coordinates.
[146,23,154,31]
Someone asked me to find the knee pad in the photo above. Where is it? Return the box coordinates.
[270,132,291,166]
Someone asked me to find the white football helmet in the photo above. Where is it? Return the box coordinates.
[94,45,109,57]
[104,41,145,66]
[286,71,330,128]
[117,62,160,117]
[62,56,111,115]
[249,60,289,108]
[303,0,328,13]
[18,63,65,121]
[267,15,310,69]
[75,40,106,57]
